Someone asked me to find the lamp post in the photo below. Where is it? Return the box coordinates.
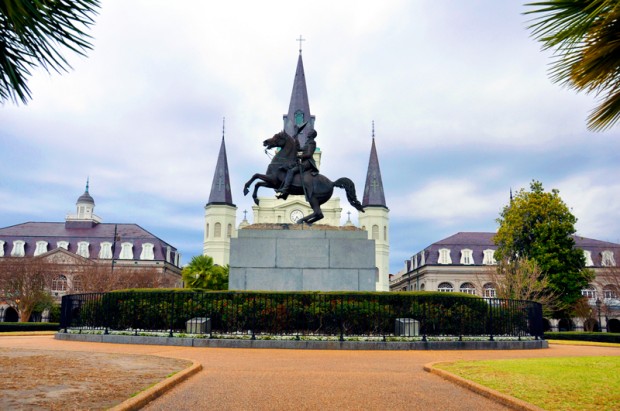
[595,298,602,332]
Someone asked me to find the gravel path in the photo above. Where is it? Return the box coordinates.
[1,336,619,410]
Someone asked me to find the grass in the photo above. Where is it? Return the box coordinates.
[547,339,620,348]
[0,331,57,336]
[435,356,620,411]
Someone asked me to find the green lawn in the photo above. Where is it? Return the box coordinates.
[435,356,620,411]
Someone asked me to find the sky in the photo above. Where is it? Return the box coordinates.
[2,1,620,275]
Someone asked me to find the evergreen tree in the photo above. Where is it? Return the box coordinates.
[495,180,593,315]
[182,255,228,290]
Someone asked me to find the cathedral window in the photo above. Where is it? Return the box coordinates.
[438,248,452,264]
[77,241,90,258]
[437,282,453,292]
[383,226,387,241]
[99,242,113,259]
[57,241,69,250]
[294,110,304,125]
[227,224,232,238]
[483,283,497,298]
[215,223,222,238]
[460,282,476,295]
[372,225,379,240]
[140,243,155,260]
[460,249,474,265]
[11,240,25,257]
[601,250,616,267]
[581,284,596,299]
[205,223,209,239]
[482,249,497,265]
[120,242,133,259]
[52,275,68,292]
[34,241,48,256]
[583,250,593,267]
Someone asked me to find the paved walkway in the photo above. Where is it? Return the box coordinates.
[1,336,618,410]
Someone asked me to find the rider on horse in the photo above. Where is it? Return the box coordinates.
[276,128,318,198]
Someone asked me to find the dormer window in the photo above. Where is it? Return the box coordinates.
[602,250,616,267]
[583,250,594,267]
[34,241,48,256]
[140,243,155,260]
[120,242,133,259]
[166,246,172,263]
[460,249,474,265]
[99,242,113,259]
[482,249,497,265]
[420,251,426,266]
[0,240,4,257]
[412,254,418,270]
[57,241,69,250]
[438,248,452,264]
[11,240,25,257]
[77,241,90,258]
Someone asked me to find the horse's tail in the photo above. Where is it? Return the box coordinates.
[334,177,365,212]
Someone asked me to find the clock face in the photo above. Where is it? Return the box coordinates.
[290,209,304,223]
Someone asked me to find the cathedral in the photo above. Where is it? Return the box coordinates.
[203,51,390,291]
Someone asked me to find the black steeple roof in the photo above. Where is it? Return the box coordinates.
[207,120,234,206]
[362,124,387,208]
[283,52,315,146]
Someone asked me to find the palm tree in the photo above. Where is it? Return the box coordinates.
[182,255,229,290]
[0,0,100,103]
[526,1,620,131]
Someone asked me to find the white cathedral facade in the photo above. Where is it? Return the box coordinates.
[203,52,390,291]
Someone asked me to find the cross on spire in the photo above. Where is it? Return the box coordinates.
[372,120,375,139]
[297,35,305,53]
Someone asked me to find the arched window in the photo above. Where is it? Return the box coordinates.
[437,282,453,292]
[459,282,476,295]
[205,223,209,239]
[383,226,387,241]
[72,275,83,292]
[372,225,379,240]
[581,284,596,299]
[483,283,497,298]
[214,222,222,238]
[52,275,68,292]
[227,224,232,238]
[603,284,618,299]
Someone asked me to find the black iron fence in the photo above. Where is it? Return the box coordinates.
[59,291,544,341]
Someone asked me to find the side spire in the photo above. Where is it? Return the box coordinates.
[362,121,387,208]
[207,118,234,206]
[283,44,315,146]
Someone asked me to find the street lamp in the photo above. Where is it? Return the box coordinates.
[595,298,602,332]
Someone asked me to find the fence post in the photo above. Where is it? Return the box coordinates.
[168,292,175,338]
[488,299,494,341]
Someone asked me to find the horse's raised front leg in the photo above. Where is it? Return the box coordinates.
[252,181,269,205]
[244,173,270,196]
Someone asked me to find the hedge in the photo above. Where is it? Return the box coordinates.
[544,331,620,344]
[0,322,60,332]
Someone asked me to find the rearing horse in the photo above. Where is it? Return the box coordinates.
[243,130,365,225]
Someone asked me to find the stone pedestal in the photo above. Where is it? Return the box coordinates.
[229,225,377,291]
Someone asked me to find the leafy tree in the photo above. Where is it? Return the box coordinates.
[0,257,55,322]
[182,255,229,290]
[495,180,593,316]
[0,0,100,103]
[525,1,620,131]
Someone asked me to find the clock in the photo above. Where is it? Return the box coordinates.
[290,209,304,223]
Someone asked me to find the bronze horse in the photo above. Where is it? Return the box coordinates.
[243,130,364,225]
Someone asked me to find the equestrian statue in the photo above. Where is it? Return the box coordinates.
[243,124,365,225]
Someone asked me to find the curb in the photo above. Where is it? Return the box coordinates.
[108,360,202,411]
[423,361,545,411]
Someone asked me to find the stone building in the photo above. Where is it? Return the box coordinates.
[389,231,620,332]
[0,182,182,321]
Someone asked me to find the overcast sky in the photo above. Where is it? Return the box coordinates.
[2,1,620,274]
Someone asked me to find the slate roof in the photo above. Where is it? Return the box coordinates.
[407,231,620,270]
[0,222,179,262]
[362,137,387,208]
[207,134,234,206]
[283,52,315,147]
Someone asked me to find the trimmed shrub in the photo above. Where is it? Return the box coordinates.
[544,331,620,344]
[0,322,59,332]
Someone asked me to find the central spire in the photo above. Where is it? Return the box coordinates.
[283,45,315,146]
[207,117,234,206]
